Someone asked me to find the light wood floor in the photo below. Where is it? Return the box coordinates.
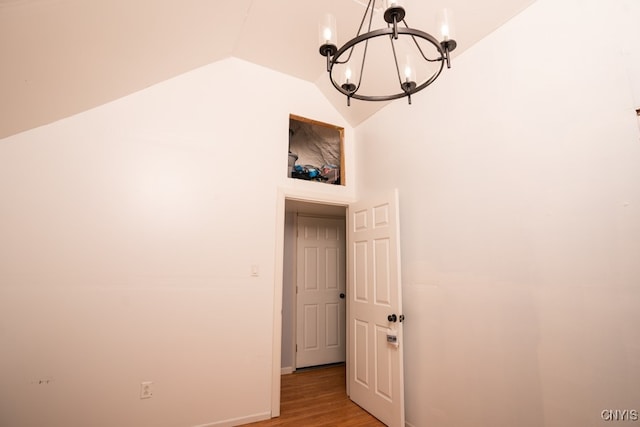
[241,364,385,427]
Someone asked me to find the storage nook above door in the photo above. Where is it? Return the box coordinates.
[288,114,345,186]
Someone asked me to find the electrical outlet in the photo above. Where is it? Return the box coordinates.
[140,381,153,399]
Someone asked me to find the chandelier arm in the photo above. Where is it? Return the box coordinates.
[389,34,404,89]
[335,47,356,64]
[328,3,366,68]
[366,0,376,33]
[355,0,375,37]
[353,36,371,95]
[401,19,445,62]
[336,1,376,66]
[411,36,445,62]
[332,58,351,65]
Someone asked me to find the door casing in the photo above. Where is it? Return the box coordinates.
[272,188,354,417]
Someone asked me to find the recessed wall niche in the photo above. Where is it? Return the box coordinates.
[288,114,344,185]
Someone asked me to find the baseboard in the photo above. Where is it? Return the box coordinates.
[281,366,294,375]
[192,411,271,427]
[405,421,416,427]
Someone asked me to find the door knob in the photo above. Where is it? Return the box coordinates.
[339,293,345,299]
[387,314,397,322]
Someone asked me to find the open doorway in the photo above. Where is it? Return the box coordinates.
[272,190,406,425]
[281,199,347,374]
[271,191,353,418]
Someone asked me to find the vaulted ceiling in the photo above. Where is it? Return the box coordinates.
[0,0,536,139]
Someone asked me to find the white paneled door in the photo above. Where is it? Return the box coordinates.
[296,216,346,368]
[348,189,405,427]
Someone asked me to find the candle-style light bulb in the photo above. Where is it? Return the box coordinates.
[437,8,455,42]
[323,27,332,44]
[441,23,450,41]
[436,8,457,69]
[404,65,412,81]
[401,54,416,83]
[318,14,337,48]
[383,0,403,9]
[318,14,338,72]
[400,54,416,103]
[341,64,356,98]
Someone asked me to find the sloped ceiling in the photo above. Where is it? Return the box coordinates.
[0,0,536,139]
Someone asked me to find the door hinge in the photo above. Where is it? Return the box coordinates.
[296,344,298,352]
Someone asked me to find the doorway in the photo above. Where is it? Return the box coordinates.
[281,199,347,374]
[271,191,353,418]
[272,190,405,425]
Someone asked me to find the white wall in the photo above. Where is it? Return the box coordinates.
[0,58,355,427]
[4,1,640,425]
[355,1,640,426]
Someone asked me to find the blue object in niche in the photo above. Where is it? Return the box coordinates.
[291,164,330,182]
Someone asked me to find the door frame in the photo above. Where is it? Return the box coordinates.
[272,187,355,417]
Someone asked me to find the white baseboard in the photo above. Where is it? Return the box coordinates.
[192,411,271,427]
[281,366,294,375]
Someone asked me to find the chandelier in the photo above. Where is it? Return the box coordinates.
[318,0,457,106]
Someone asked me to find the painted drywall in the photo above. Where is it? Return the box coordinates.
[355,1,640,426]
[0,57,355,427]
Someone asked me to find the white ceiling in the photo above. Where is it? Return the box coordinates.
[0,0,536,139]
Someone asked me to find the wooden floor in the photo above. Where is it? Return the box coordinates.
[241,364,385,427]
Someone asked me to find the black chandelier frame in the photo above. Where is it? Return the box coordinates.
[319,1,457,105]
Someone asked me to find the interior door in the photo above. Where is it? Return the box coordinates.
[296,216,346,368]
[347,189,405,427]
